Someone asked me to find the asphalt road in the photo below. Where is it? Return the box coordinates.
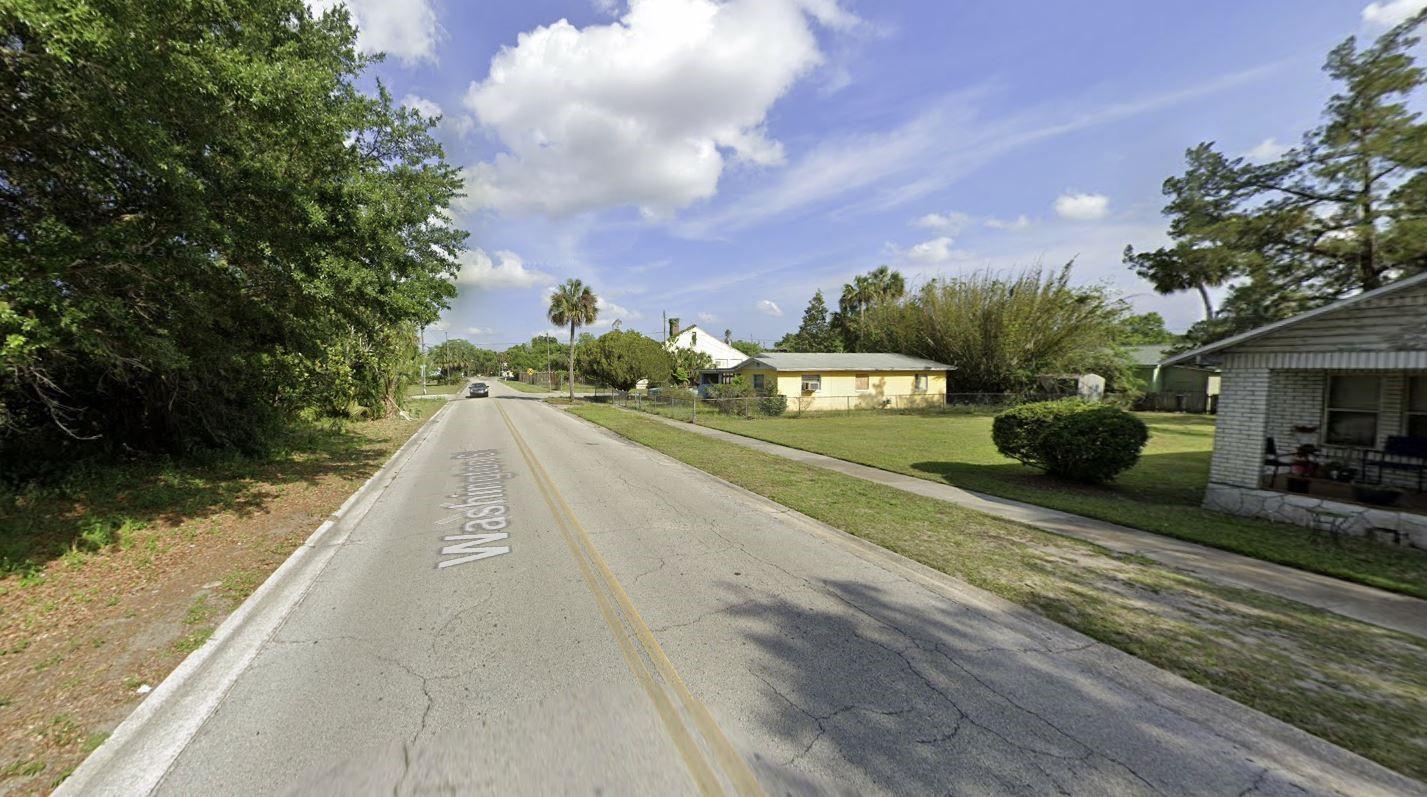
[61,381,1422,796]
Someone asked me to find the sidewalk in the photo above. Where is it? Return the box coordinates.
[635,411,1427,641]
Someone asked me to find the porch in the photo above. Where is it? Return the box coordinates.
[1208,368,1427,546]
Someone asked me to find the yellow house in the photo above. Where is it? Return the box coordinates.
[724,352,954,412]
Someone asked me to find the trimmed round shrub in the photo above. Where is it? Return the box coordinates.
[991,398,1093,469]
[992,399,1148,483]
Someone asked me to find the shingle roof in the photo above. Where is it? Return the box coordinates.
[735,352,954,371]
[1127,345,1169,366]
[1161,270,1427,366]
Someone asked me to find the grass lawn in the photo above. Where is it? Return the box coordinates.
[503,380,605,394]
[404,380,466,397]
[676,408,1427,599]
[0,404,440,794]
[567,404,1427,781]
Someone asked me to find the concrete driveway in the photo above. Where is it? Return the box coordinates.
[60,380,1423,796]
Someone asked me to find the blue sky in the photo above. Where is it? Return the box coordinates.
[334,0,1424,348]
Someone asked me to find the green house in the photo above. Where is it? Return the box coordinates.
[1130,345,1219,412]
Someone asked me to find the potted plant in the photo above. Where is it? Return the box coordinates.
[1352,482,1403,507]
[1291,443,1319,476]
[1323,460,1357,483]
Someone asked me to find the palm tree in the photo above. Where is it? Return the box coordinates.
[867,265,905,307]
[547,279,598,400]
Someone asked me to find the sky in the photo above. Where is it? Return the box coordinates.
[330,0,1427,349]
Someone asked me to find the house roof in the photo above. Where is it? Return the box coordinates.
[667,324,745,357]
[1126,345,1169,367]
[735,352,954,372]
[1161,270,1427,367]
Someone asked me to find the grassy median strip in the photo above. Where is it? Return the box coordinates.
[568,404,1427,780]
[680,410,1427,599]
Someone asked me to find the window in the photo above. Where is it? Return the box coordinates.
[752,373,765,391]
[855,374,869,391]
[801,374,821,392]
[914,373,928,392]
[1324,374,1381,447]
[691,331,697,346]
[1409,375,1427,438]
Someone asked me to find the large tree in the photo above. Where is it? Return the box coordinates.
[581,330,671,391]
[0,0,464,466]
[1126,10,1427,344]
[1115,312,1179,346]
[861,265,1131,393]
[835,266,906,350]
[777,290,841,351]
[547,279,598,399]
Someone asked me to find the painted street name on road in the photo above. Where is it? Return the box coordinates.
[438,449,511,568]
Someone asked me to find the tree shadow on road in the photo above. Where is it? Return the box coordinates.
[695,577,1326,796]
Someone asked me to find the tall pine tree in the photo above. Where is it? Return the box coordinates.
[1126,9,1427,344]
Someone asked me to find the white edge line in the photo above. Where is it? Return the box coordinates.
[54,401,454,796]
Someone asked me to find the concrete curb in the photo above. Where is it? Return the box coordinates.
[55,401,454,796]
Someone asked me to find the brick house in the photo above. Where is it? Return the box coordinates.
[1163,271,1427,546]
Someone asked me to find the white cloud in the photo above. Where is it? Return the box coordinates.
[911,211,971,234]
[885,236,968,266]
[461,0,855,216]
[756,299,783,317]
[445,115,478,138]
[401,94,443,119]
[1242,137,1290,163]
[308,0,439,65]
[697,312,718,323]
[678,62,1283,236]
[465,326,495,336]
[596,296,642,323]
[983,215,1032,231]
[907,236,956,264]
[1053,192,1110,221]
[454,249,555,290]
[1363,0,1426,26]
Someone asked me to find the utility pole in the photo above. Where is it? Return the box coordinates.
[419,326,427,395]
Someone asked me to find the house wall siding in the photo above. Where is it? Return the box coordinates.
[1231,281,1427,355]
[667,326,748,369]
[737,369,947,412]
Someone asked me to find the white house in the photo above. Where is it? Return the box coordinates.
[1164,271,1427,546]
[666,321,747,369]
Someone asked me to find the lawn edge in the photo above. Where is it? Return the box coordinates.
[53,400,454,796]
[669,410,1427,600]
[556,403,1426,794]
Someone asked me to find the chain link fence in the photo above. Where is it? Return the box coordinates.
[609,390,1078,422]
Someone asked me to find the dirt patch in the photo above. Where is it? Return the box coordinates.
[0,407,436,795]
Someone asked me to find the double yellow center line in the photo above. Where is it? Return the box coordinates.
[495,400,765,797]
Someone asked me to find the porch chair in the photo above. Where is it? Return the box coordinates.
[1263,437,1293,487]
[1366,436,1427,492]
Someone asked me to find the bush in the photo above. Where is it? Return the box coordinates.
[991,399,1090,467]
[705,378,756,415]
[992,399,1148,483]
[757,392,788,416]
